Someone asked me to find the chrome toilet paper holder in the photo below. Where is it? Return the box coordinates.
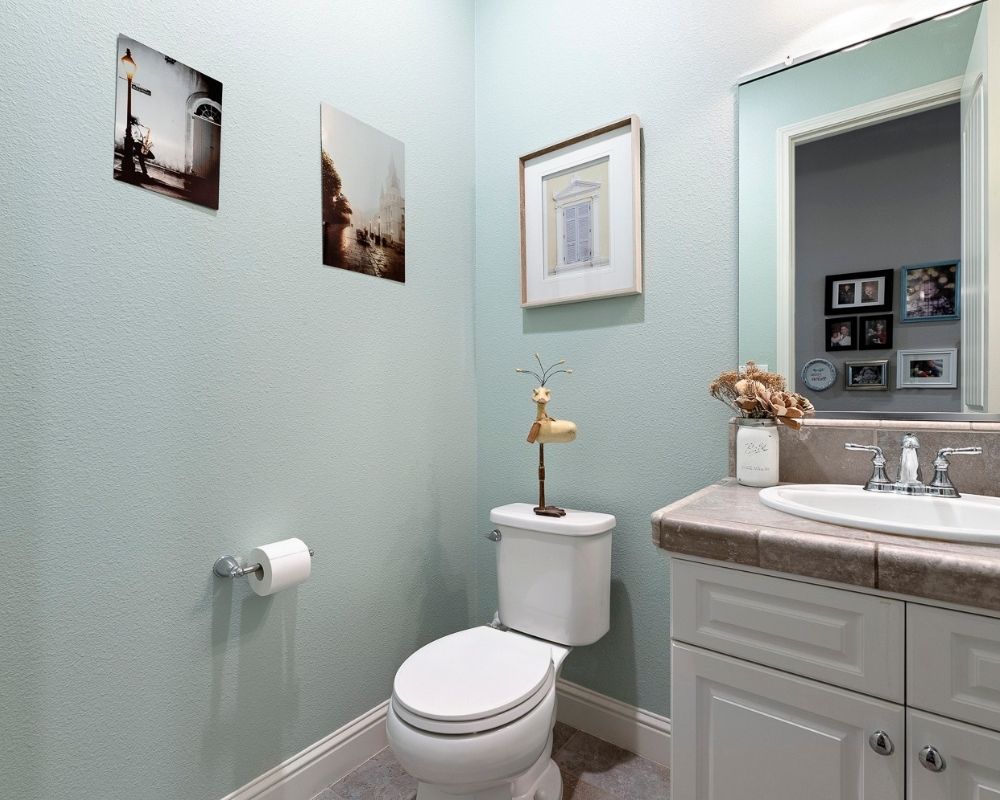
[213,548,315,579]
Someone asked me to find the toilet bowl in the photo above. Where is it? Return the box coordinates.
[387,626,569,799]
[387,504,615,800]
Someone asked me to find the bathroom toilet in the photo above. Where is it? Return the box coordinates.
[386,503,615,800]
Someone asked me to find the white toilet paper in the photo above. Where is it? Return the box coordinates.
[248,537,312,596]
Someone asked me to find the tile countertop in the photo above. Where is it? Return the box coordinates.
[651,478,1000,613]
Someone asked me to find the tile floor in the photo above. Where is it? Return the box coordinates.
[310,722,671,800]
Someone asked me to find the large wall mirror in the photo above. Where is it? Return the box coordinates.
[738,2,999,417]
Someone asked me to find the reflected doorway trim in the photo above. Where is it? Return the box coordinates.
[774,76,963,380]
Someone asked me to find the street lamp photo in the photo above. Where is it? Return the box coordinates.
[120,48,138,178]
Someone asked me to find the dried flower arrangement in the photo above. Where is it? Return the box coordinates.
[709,362,815,430]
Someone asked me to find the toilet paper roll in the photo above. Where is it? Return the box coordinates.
[248,538,311,596]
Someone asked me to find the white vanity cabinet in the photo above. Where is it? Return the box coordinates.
[670,559,1000,800]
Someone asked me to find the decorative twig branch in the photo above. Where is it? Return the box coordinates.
[516,354,574,386]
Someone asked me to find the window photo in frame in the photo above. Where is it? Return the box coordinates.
[824,269,894,315]
[519,116,641,307]
[826,316,857,351]
[859,314,893,350]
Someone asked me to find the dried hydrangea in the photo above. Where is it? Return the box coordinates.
[709,361,815,430]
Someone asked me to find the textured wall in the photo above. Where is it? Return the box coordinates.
[472,0,969,717]
[0,2,475,799]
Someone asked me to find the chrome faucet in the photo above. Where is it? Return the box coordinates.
[845,434,982,497]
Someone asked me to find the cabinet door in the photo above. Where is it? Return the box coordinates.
[672,642,904,800]
[908,710,1000,799]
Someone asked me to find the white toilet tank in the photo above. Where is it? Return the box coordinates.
[489,503,614,646]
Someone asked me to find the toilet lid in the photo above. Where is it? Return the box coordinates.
[393,627,555,722]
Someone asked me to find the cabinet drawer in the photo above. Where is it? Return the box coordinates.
[671,559,905,702]
[908,604,1000,731]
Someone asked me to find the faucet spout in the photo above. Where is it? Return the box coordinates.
[895,433,923,489]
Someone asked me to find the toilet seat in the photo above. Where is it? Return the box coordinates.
[392,626,556,735]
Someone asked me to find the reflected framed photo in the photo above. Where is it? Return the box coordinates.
[896,348,957,388]
[824,268,893,315]
[519,116,641,307]
[825,316,857,351]
[901,261,959,322]
[844,359,889,391]
[859,314,893,351]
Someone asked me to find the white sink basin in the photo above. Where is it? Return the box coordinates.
[758,484,1000,544]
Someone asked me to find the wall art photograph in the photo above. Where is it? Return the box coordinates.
[112,35,222,209]
[901,261,960,322]
[543,157,610,275]
[844,360,889,391]
[859,314,893,350]
[896,348,958,388]
[519,116,641,307]
[826,316,857,351]
[320,103,405,283]
[824,268,893,315]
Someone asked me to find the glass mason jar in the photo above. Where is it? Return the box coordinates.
[735,418,779,487]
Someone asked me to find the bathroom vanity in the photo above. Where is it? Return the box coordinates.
[653,478,1000,799]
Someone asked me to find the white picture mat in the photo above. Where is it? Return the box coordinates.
[896,348,958,388]
[522,126,637,306]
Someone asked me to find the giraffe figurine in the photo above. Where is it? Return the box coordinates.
[516,355,576,517]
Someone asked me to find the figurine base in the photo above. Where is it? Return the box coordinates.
[534,505,567,517]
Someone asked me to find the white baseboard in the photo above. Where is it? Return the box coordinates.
[220,682,670,800]
[219,700,389,800]
[556,679,671,767]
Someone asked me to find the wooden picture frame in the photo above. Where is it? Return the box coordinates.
[519,116,642,307]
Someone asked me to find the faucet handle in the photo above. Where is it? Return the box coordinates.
[927,447,983,498]
[844,443,893,492]
[934,446,983,462]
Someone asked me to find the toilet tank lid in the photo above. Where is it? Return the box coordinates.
[490,503,616,536]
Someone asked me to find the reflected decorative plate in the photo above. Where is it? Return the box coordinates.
[801,358,837,391]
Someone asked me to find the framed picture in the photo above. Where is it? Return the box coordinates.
[320,103,405,283]
[519,116,641,307]
[113,35,223,209]
[825,317,857,351]
[896,348,958,388]
[900,261,960,322]
[844,359,889,391]
[824,269,894,315]
[859,314,893,350]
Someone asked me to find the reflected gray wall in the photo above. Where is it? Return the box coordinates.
[794,105,962,411]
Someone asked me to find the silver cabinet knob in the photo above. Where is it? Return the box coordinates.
[918,745,946,772]
[868,730,894,756]
[486,529,502,542]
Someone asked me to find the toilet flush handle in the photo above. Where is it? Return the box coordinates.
[486,529,502,542]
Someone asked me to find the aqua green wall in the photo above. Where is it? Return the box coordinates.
[471,0,970,717]
[3,1,978,796]
[0,2,475,799]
